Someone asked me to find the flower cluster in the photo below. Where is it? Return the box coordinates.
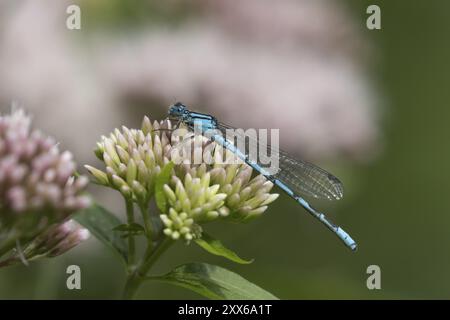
[87,116,279,242]
[22,220,90,259]
[86,117,172,207]
[160,170,228,241]
[0,109,90,239]
[210,164,280,223]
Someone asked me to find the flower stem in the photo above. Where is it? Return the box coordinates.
[140,237,172,276]
[139,204,153,249]
[0,257,17,269]
[0,236,17,259]
[125,199,136,270]
[122,237,173,299]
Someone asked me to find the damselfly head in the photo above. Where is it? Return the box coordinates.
[168,102,188,118]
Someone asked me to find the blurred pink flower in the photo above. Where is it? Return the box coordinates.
[0,108,90,233]
[203,0,368,58]
[0,0,380,165]
[30,220,90,258]
[0,0,123,161]
[98,0,379,161]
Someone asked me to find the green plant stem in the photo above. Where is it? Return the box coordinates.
[122,237,173,299]
[140,238,173,275]
[139,204,153,248]
[0,257,17,268]
[125,199,136,270]
[0,236,18,259]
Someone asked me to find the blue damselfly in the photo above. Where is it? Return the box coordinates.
[167,102,357,251]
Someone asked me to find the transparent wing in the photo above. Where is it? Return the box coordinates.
[216,122,344,200]
[274,151,344,200]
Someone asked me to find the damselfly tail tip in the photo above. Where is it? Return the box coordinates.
[336,227,357,252]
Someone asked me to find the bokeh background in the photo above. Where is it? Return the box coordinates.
[0,0,448,299]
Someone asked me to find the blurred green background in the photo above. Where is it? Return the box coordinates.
[1,0,449,299]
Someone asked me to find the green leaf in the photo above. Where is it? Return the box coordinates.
[195,233,253,264]
[75,204,128,265]
[146,262,278,300]
[155,161,174,213]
